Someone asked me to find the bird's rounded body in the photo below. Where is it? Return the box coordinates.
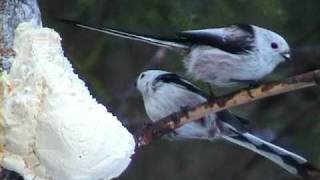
[63,21,291,87]
[183,25,289,86]
[184,45,282,86]
[141,75,219,139]
[135,70,318,177]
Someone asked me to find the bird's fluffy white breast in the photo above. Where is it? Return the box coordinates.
[143,83,217,139]
[144,83,206,121]
[184,45,274,86]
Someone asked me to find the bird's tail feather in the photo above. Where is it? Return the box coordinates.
[59,19,189,51]
[221,130,319,177]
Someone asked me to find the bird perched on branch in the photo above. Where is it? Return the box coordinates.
[61,20,291,87]
[135,70,318,177]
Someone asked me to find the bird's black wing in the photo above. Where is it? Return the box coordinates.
[216,111,249,132]
[155,73,209,98]
[59,19,254,54]
[177,24,255,54]
[155,73,249,131]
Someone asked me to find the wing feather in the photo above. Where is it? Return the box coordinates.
[155,73,249,131]
[178,24,255,54]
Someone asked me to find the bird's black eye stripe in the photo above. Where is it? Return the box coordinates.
[140,73,145,79]
[271,42,278,49]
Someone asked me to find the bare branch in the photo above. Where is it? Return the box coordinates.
[135,69,320,147]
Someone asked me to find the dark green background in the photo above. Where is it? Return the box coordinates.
[39,1,320,180]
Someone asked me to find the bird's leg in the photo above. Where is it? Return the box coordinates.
[179,106,191,119]
[230,79,260,88]
[206,83,216,102]
[170,112,180,125]
[244,80,261,98]
[230,79,261,98]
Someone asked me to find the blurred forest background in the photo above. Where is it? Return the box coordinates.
[11,0,319,180]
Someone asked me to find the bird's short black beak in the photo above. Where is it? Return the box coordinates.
[134,81,137,87]
[281,52,291,61]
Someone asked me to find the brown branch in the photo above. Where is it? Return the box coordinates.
[134,69,320,147]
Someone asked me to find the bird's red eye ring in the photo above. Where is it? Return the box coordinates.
[271,42,278,49]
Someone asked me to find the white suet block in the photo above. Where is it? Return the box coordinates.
[1,22,135,180]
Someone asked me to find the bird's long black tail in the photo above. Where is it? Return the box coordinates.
[221,129,320,178]
[59,19,189,51]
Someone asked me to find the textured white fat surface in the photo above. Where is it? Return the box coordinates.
[1,23,135,180]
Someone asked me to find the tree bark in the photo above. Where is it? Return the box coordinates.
[0,0,42,47]
[0,0,41,70]
[0,0,41,179]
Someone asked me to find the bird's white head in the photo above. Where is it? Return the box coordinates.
[135,70,170,96]
[254,26,291,65]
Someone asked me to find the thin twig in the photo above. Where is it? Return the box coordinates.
[134,69,320,147]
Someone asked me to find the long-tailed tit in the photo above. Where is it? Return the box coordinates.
[135,70,318,177]
[62,20,291,87]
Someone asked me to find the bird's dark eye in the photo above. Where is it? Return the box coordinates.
[140,73,145,79]
[271,42,278,49]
